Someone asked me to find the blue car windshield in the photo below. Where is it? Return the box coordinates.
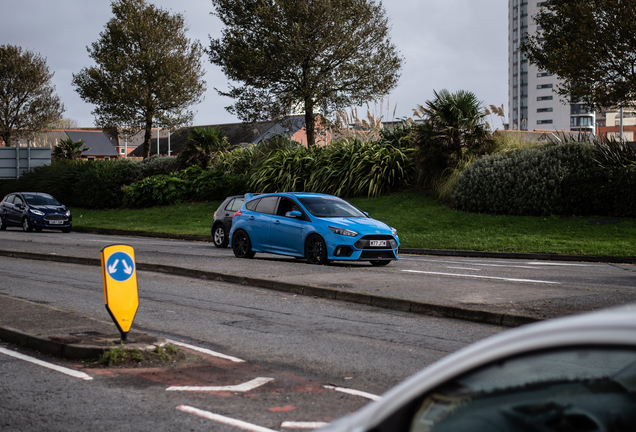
[297,196,366,218]
[23,194,61,206]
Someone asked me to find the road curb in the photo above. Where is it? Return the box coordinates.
[0,249,540,328]
[71,227,636,264]
[0,324,107,359]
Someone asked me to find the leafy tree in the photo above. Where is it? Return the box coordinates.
[0,45,64,147]
[411,89,492,172]
[72,0,206,159]
[178,126,228,169]
[52,138,90,160]
[521,0,636,110]
[49,118,81,129]
[208,0,403,147]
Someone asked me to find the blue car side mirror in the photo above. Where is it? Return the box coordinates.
[287,210,302,218]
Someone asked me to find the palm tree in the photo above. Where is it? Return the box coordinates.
[178,126,228,168]
[52,138,89,160]
[413,89,492,168]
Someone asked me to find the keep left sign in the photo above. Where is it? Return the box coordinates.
[101,244,139,338]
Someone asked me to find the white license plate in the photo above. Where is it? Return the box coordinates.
[370,240,387,247]
[49,220,64,225]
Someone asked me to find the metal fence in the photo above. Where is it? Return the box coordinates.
[0,144,51,179]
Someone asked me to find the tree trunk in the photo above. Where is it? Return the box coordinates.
[305,98,315,148]
[143,117,153,159]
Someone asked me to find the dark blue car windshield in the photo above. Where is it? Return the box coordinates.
[297,196,365,218]
[23,194,61,206]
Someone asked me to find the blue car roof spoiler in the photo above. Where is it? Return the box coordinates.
[244,193,254,201]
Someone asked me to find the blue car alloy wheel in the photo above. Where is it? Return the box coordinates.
[228,192,399,265]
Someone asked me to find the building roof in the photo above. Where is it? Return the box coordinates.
[129,116,309,157]
[13,129,119,157]
[65,131,119,157]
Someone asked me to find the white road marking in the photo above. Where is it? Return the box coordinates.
[167,377,274,392]
[400,257,545,269]
[402,269,560,285]
[281,421,329,429]
[446,266,481,271]
[323,385,381,401]
[177,405,277,432]
[0,347,92,381]
[168,340,245,362]
[526,261,592,267]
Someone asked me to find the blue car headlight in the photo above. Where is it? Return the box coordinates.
[30,209,45,216]
[391,227,397,237]
[65,210,71,217]
[329,226,359,237]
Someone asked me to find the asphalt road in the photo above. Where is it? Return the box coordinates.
[1,228,635,430]
[1,228,635,319]
[0,255,503,431]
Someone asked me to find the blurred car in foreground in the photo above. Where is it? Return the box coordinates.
[229,192,399,265]
[0,192,72,233]
[211,195,245,248]
[320,304,636,432]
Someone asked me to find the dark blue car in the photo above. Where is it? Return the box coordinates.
[229,192,399,265]
[0,192,72,233]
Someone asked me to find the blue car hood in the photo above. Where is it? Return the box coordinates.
[31,205,66,212]
[322,217,392,234]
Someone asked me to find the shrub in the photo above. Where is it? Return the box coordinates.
[561,166,636,217]
[123,167,249,208]
[73,159,142,208]
[453,142,596,216]
[249,145,314,193]
[138,155,180,177]
[0,159,85,203]
[123,174,190,207]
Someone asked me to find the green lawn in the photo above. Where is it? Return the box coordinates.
[70,191,636,258]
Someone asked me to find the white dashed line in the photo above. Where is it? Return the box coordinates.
[168,340,245,362]
[402,269,560,285]
[177,405,277,432]
[167,377,274,392]
[281,421,329,429]
[0,347,92,380]
[446,266,481,271]
[323,385,381,401]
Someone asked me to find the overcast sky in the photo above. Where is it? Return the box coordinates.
[1,0,508,128]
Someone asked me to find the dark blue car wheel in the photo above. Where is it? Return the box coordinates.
[22,217,33,232]
[232,230,255,259]
[305,234,329,265]
[0,215,6,230]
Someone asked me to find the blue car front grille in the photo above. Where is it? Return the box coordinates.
[354,235,397,250]
[360,250,396,259]
[44,215,67,221]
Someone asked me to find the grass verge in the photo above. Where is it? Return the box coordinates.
[87,343,195,368]
[70,191,636,258]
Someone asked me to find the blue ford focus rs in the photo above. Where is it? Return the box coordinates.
[228,192,399,265]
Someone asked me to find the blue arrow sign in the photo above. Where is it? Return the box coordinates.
[105,251,135,282]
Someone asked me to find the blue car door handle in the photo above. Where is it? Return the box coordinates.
[273,220,280,225]
[249,216,255,220]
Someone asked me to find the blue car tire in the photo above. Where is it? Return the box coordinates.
[305,234,329,265]
[232,229,255,259]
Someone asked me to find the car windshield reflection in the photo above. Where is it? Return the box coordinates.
[298,196,366,218]
[409,348,636,432]
[23,194,61,206]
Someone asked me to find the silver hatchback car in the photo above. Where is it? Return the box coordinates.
[320,304,636,432]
